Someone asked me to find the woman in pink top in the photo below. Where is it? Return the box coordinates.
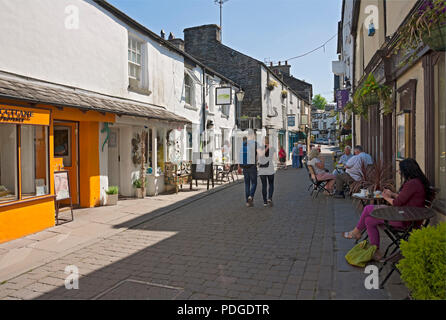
[343,158,433,260]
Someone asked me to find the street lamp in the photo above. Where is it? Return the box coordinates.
[236,89,245,128]
[236,89,245,102]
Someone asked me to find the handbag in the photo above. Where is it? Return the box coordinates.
[259,147,270,168]
[345,240,377,267]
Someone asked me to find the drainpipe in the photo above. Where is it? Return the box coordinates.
[202,67,206,133]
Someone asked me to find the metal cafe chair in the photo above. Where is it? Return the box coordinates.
[306,165,330,199]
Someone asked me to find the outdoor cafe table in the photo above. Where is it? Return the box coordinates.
[370,206,436,257]
[335,163,345,174]
[370,206,435,223]
[352,193,386,207]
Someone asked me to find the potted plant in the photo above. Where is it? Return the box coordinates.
[267,80,278,91]
[397,222,446,300]
[105,186,119,206]
[394,0,446,60]
[133,178,144,198]
[350,160,395,198]
[352,73,393,118]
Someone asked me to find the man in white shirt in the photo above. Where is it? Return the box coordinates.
[332,146,353,175]
[334,145,372,198]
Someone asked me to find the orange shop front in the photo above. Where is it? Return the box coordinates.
[0,100,115,244]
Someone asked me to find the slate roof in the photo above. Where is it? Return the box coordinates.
[0,73,191,124]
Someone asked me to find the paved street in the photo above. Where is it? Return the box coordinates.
[0,151,408,300]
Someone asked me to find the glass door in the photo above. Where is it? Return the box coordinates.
[54,122,79,205]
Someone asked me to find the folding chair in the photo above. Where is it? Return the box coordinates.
[306,165,330,198]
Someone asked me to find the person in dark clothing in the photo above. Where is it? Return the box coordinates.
[238,133,258,207]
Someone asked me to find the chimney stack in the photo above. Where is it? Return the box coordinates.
[269,61,291,76]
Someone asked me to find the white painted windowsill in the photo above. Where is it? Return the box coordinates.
[184,104,199,111]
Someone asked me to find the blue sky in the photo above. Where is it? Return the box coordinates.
[107,0,342,102]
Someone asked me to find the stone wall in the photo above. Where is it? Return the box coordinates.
[184,24,262,119]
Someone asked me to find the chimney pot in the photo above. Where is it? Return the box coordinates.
[160,29,166,39]
[168,32,175,40]
[278,61,281,66]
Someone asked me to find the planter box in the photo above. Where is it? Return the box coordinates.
[135,188,144,199]
[147,174,165,196]
[422,24,446,51]
[106,193,118,206]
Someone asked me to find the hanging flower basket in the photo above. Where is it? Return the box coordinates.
[281,90,288,98]
[267,80,278,91]
[361,93,380,107]
[422,23,446,51]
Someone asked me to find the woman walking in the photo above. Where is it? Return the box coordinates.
[257,137,277,207]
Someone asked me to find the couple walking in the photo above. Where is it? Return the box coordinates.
[238,135,276,207]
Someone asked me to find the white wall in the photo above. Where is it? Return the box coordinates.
[0,0,202,129]
[0,0,127,97]
[260,66,287,130]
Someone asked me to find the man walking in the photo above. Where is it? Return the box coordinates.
[238,132,258,207]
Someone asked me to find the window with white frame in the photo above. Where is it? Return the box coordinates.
[184,73,194,106]
[208,78,215,113]
[128,37,142,82]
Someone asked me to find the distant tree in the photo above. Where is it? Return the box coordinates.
[312,94,327,110]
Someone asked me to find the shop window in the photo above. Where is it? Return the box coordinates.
[184,73,194,106]
[396,80,417,160]
[21,125,49,198]
[0,124,18,203]
[435,55,445,205]
[0,123,49,204]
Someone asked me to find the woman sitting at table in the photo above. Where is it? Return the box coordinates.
[342,158,433,260]
[307,148,336,194]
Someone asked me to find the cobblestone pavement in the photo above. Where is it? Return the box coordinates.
[0,153,408,300]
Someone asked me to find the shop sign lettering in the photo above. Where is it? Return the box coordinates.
[0,108,34,123]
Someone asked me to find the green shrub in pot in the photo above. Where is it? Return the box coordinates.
[105,186,119,195]
[397,222,446,300]
[105,186,119,205]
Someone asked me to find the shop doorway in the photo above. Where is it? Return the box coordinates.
[108,128,120,191]
[54,121,79,206]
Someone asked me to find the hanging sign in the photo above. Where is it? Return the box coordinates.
[0,105,50,126]
[336,90,350,111]
[287,116,295,127]
[215,87,232,105]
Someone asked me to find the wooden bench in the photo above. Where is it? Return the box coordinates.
[164,161,192,194]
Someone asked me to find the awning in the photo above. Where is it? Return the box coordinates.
[0,73,191,124]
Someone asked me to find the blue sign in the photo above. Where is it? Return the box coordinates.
[287,116,295,127]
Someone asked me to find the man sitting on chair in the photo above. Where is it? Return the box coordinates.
[333,145,373,198]
[332,145,353,176]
